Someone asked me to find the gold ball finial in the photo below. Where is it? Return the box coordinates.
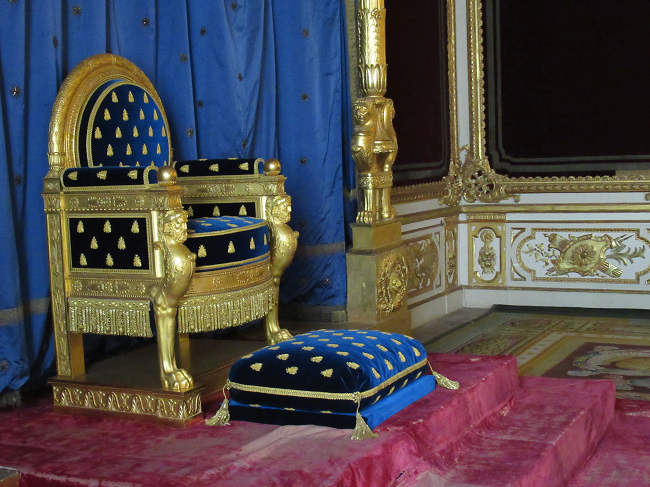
[264,158,281,176]
[158,165,177,185]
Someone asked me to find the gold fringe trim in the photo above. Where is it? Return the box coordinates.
[352,411,378,440]
[177,281,275,333]
[68,298,152,337]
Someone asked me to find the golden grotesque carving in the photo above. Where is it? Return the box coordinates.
[150,209,196,391]
[265,193,299,344]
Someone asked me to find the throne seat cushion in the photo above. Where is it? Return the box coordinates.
[226,330,435,430]
[185,216,270,272]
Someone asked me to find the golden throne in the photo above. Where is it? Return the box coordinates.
[43,53,297,424]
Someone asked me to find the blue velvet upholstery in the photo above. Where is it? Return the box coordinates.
[61,166,158,188]
[81,82,169,168]
[174,158,263,178]
[185,217,270,272]
[227,330,435,429]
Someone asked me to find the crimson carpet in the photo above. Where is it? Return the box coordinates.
[0,353,647,486]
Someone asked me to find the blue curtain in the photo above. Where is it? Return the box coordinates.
[0,0,355,399]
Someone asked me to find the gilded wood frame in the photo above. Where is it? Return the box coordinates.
[462,0,650,202]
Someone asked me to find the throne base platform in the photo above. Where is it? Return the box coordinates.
[2,353,650,486]
[48,337,267,427]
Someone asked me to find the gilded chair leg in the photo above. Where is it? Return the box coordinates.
[264,282,293,345]
[153,304,193,391]
[265,194,299,345]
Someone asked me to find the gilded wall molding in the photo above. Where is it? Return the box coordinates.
[464,0,650,197]
[468,222,506,285]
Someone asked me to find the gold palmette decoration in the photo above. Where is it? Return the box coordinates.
[352,0,398,223]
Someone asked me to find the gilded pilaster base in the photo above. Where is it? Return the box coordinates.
[346,220,412,335]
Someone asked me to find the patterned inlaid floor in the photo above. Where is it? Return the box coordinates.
[425,306,650,401]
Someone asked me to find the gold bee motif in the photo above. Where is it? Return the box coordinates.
[250,363,263,371]
[277,354,289,360]
[239,205,247,216]
[398,352,406,363]
[104,108,111,120]
[153,109,159,120]
[179,165,190,173]
[148,126,153,137]
[79,254,87,266]
[103,220,112,233]
[264,234,268,245]
[156,144,161,154]
[239,162,249,170]
[352,343,365,347]
[362,352,375,360]
[162,126,166,137]
[321,369,333,378]
[212,206,220,216]
[131,221,140,233]
[286,366,298,375]
[412,347,421,357]
[391,339,402,345]
[133,126,139,138]
[377,345,388,352]
[301,346,314,351]
[126,144,132,156]
[128,170,138,179]
[310,356,323,363]
[133,255,142,267]
[140,109,145,120]
[326,344,339,348]
[346,362,360,370]
[336,351,349,356]
[117,237,126,250]
[372,368,381,379]
[94,127,102,139]
[384,359,394,371]
[68,171,78,180]
[97,171,107,180]
[228,241,235,254]
[143,93,149,103]
[122,109,129,121]
[187,206,194,217]
[128,91,134,102]
[209,164,219,172]
[250,237,255,250]
[115,127,122,138]
[106,254,114,267]
[90,237,98,249]
[142,144,148,155]
[107,145,114,157]
[111,91,118,103]
[77,221,84,233]
[198,245,207,258]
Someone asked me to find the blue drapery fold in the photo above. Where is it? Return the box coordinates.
[0,0,353,396]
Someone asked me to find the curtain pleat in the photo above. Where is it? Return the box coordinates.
[0,0,352,397]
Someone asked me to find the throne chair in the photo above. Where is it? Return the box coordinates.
[43,54,297,423]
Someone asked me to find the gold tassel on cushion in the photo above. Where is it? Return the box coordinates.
[428,362,460,390]
[351,393,378,440]
[205,385,231,426]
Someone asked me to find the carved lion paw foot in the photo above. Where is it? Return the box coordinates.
[267,329,293,345]
[161,368,194,391]
[357,210,377,224]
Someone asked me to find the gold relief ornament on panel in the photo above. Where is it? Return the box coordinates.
[521,232,646,279]
[377,251,408,314]
[405,236,437,296]
[477,228,497,276]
